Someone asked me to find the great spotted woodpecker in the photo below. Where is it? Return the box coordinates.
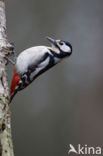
[10,37,72,102]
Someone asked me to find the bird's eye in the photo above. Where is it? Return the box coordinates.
[59,42,64,46]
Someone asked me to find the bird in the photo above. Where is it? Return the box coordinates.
[10,37,72,102]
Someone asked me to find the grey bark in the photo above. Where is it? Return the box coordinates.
[0,0,14,155]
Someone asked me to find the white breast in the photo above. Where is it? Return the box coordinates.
[15,46,51,74]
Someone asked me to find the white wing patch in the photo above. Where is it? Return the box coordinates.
[15,46,50,74]
[30,57,50,80]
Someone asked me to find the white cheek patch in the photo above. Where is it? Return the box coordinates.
[60,45,71,53]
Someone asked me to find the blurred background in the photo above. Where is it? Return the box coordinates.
[6,0,103,155]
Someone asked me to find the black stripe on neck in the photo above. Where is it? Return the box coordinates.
[49,49,68,58]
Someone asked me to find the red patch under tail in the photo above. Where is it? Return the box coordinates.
[10,66,20,95]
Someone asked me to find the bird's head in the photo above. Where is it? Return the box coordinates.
[47,37,72,58]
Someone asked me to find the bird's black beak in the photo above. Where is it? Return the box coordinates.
[46,37,57,46]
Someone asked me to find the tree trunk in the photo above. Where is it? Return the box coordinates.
[0,0,14,155]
